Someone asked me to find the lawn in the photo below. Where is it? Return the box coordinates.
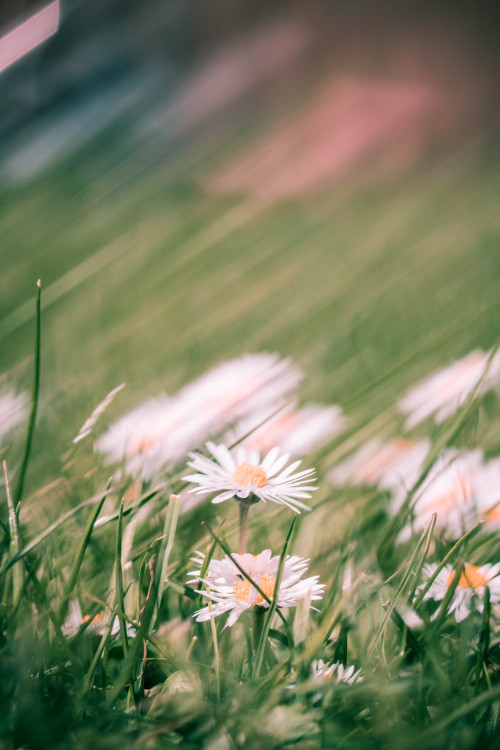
[2,9,500,746]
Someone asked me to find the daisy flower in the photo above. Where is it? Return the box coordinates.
[188,548,324,627]
[398,349,500,430]
[311,659,362,685]
[329,438,429,496]
[393,449,482,542]
[62,599,136,638]
[470,457,500,531]
[176,353,302,428]
[418,562,500,622]
[0,386,27,447]
[95,395,175,479]
[226,402,345,457]
[184,441,317,512]
[95,393,214,480]
[95,353,301,480]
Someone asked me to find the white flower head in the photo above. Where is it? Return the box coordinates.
[177,353,302,427]
[470,457,500,531]
[227,402,345,458]
[311,659,362,685]
[95,394,175,479]
[95,353,301,481]
[329,438,430,492]
[398,349,500,430]
[189,549,325,627]
[418,562,500,622]
[62,599,135,638]
[184,441,317,513]
[394,449,482,542]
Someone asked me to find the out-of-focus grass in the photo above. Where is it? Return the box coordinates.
[1,111,500,497]
[2,45,500,747]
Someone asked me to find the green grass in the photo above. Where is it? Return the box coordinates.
[2,85,500,748]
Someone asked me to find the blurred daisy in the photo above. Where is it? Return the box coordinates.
[470,457,500,531]
[184,441,317,512]
[62,599,135,638]
[398,349,500,430]
[177,353,302,428]
[311,659,362,685]
[95,353,301,480]
[394,449,482,542]
[0,386,27,447]
[95,395,177,479]
[418,562,500,622]
[226,402,345,457]
[189,548,324,627]
[329,438,429,496]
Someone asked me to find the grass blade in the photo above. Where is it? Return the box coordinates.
[253,517,296,678]
[3,461,24,609]
[115,498,129,657]
[15,280,41,506]
[202,521,293,644]
[152,493,180,631]
[369,519,436,656]
[412,522,483,610]
[64,489,108,599]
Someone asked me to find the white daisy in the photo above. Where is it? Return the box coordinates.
[0,386,27,447]
[398,349,500,430]
[95,353,301,480]
[188,548,324,627]
[394,449,482,542]
[470,457,500,531]
[62,599,136,638]
[311,659,362,685]
[226,402,345,458]
[184,442,317,513]
[95,395,174,478]
[329,438,430,496]
[176,353,302,428]
[418,562,500,622]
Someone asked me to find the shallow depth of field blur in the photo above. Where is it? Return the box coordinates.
[2,1,500,748]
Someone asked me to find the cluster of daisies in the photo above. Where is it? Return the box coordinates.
[182,437,361,684]
[89,348,500,631]
[8,347,500,675]
[71,353,352,683]
[92,353,345,481]
[330,348,500,622]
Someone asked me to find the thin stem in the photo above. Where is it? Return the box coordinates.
[15,279,41,506]
[238,502,250,554]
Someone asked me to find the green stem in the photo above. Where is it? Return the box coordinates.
[238,502,250,554]
[15,280,41,506]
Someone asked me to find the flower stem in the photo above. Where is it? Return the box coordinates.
[238,502,251,554]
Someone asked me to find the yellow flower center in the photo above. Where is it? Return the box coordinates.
[485,503,500,524]
[139,436,155,453]
[82,611,107,625]
[232,461,268,489]
[447,564,488,590]
[233,573,276,603]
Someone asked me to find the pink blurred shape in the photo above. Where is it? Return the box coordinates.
[0,0,59,74]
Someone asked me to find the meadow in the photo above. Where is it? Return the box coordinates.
[2,17,500,747]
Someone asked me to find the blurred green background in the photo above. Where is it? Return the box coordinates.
[1,0,500,496]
